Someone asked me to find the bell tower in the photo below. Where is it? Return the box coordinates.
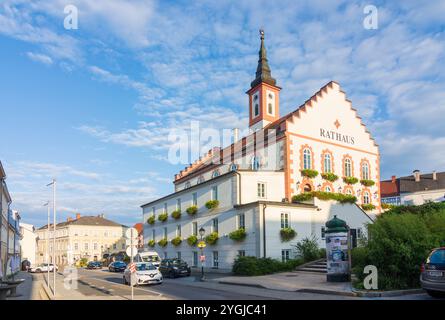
[247,29,281,132]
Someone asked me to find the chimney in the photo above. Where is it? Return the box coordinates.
[391,175,396,183]
[67,217,72,222]
[233,128,239,143]
[433,171,437,181]
[76,213,81,220]
[413,170,420,182]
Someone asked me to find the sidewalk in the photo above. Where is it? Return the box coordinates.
[6,271,38,300]
[207,271,356,296]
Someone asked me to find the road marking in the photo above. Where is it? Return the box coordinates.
[84,276,164,297]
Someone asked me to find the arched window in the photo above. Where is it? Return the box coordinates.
[303,148,312,170]
[325,186,332,193]
[184,182,191,189]
[344,158,352,177]
[197,176,205,184]
[324,154,332,173]
[251,156,260,171]
[212,170,220,178]
[303,184,312,192]
[229,163,238,172]
[346,188,353,195]
[362,163,369,180]
[363,192,370,204]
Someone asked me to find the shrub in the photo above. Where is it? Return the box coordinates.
[300,169,318,178]
[318,248,326,258]
[79,258,88,267]
[321,172,339,182]
[205,232,219,245]
[232,256,305,276]
[360,179,375,187]
[205,200,219,210]
[343,176,359,185]
[157,238,168,247]
[148,240,155,247]
[171,236,182,246]
[158,213,168,222]
[280,227,297,242]
[381,203,396,210]
[147,216,155,225]
[187,235,198,246]
[352,207,445,290]
[361,203,376,211]
[171,210,181,219]
[186,206,198,215]
[292,192,357,204]
[294,237,321,262]
[229,228,247,241]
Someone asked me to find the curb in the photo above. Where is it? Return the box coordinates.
[352,288,424,297]
[217,280,266,290]
[296,288,357,297]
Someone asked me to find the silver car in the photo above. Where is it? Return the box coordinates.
[420,247,445,298]
[123,262,163,286]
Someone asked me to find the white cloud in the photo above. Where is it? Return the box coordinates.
[26,51,53,65]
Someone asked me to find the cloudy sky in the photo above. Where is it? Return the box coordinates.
[0,0,444,227]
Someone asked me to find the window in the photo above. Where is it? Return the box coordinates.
[303,148,312,169]
[121,243,125,250]
[104,231,108,237]
[212,170,220,178]
[198,176,205,184]
[325,186,332,193]
[281,213,289,229]
[164,252,168,259]
[362,163,369,180]
[344,158,352,177]
[192,222,198,236]
[177,252,181,260]
[85,243,89,250]
[212,218,219,233]
[281,249,291,262]
[213,251,219,268]
[346,188,353,195]
[229,163,237,171]
[94,243,98,250]
[363,192,370,204]
[268,103,273,114]
[152,229,156,241]
[253,93,259,117]
[257,182,266,198]
[192,192,198,206]
[321,227,326,240]
[113,243,116,250]
[193,251,198,267]
[251,156,260,170]
[185,181,191,189]
[176,225,181,237]
[211,186,218,201]
[152,206,156,216]
[176,198,181,211]
[357,228,363,239]
[267,91,275,115]
[238,213,246,230]
[163,227,168,239]
[238,250,246,257]
[324,154,332,173]
[163,203,168,214]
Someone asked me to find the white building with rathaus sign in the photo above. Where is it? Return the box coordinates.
[142,31,380,272]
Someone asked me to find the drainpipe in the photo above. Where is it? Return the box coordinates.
[234,171,242,205]
[262,204,267,258]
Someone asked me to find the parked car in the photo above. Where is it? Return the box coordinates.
[87,261,102,269]
[123,262,163,286]
[421,247,445,298]
[159,259,191,278]
[108,261,127,272]
[28,263,58,273]
[134,251,161,268]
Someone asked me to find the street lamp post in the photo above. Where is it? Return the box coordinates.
[47,179,56,298]
[199,227,205,281]
[43,201,50,291]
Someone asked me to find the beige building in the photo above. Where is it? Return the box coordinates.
[36,214,128,266]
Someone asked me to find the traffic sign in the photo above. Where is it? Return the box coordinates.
[200,255,206,262]
[197,241,206,248]
[128,262,136,273]
[126,246,138,257]
[125,227,139,240]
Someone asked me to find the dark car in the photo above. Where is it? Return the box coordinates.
[159,259,191,278]
[87,261,102,269]
[421,247,445,298]
[108,261,127,272]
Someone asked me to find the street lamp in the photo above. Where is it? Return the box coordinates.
[199,227,205,281]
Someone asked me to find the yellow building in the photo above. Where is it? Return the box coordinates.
[36,213,128,266]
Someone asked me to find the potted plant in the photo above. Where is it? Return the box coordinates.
[343,176,359,185]
[147,216,155,225]
[280,227,297,242]
[361,203,376,211]
[205,232,219,245]
[148,240,155,247]
[171,236,182,246]
[187,235,198,246]
[321,172,338,182]
[300,169,318,178]
[158,238,168,247]
[186,206,198,215]
[360,179,375,187]
[205,200,219,210]
[158,213,168,222]
[229,228,247,241]
[171,210,181,220]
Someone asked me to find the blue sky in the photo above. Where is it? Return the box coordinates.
[1,0,444,227]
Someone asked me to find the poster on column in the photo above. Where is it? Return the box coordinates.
[326,232,349,276]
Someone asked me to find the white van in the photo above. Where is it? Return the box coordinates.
[134,251,161,268]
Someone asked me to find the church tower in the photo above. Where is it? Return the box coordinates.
[247,30,281,132]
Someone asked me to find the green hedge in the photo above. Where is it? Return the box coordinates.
[301,169,319,178]
[292,191,357,204]
[229,228,247,241]
[352,203,445,290]
[321,172,339,182]
[186,206,198,215]
[232,256,304,276]
[205,200,219,210]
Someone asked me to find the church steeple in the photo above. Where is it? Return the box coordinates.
[251,29,277,88]
[247,29,281,132]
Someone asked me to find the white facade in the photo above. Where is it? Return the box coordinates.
[20,223,37,265]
